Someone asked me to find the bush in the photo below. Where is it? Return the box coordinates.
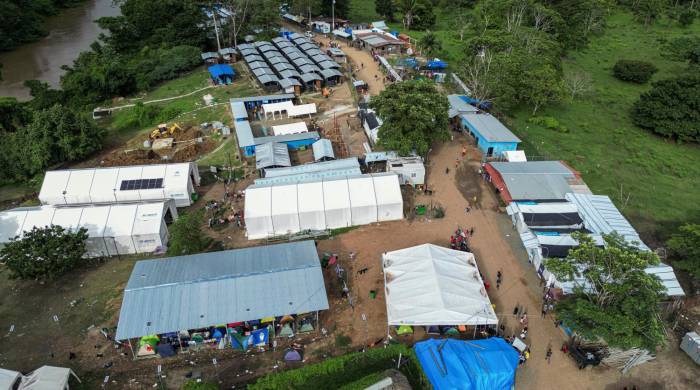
[612,60,658,83]
[0,225,89,280]
[679,9,696,27]
[632,74,700,142]
[112,103,162,131]
[167,209,212,256]
[250,344,429,390]
[528,116,569,133]
[181,380,218,390]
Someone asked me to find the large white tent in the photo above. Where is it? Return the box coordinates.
[38,163,200,207]
[382,244,498,326]
[0,201,177,257]
[271,122,308,136]
[244,173,403,239]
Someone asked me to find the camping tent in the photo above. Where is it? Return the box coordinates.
[383,244,498,326]
[244,173,402,239]
[414,338,518,390]
[0,202,176,257]
[39,163,200,207]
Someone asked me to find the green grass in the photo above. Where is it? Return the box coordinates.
[509,11,700,238]
[348,0,380,22]
[337,372,386,390]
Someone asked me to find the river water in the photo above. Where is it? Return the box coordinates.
[0,0,121,100]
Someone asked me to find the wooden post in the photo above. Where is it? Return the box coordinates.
[128,338,136,360]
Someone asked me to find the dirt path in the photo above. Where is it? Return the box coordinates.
[317,137,629,389]
[313,35,386,95]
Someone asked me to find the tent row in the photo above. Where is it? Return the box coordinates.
[0,201,177,257]
[244,173,403,239]
[38,163,201,208]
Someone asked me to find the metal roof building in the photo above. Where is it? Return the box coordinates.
[263,157,359,178]
[256,142,291,170]
[312,139,335,161]
[253,131,320,146]
[254,167,362,186]
[115,241,329,340]
[485,161,591,203]
[447,94,478,118]
[460,113,520,143]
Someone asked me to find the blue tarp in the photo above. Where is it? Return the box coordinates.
[415,338,519,390]
[458,95,493,110]
[426,60,448,70]
[208,64,236,85]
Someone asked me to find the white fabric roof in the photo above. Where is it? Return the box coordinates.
[245,173,403,239]
[287,103,317,117]
[271,121,308,136]
[503,150,527,162]
[261,100,294,114]
[383,244,498,326]
[0,368,21,390]
[19,366,78,390]
[38,163,199,207]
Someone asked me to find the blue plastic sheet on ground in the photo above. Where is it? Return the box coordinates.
[414,338,519,390]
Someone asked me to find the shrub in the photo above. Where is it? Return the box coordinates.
[167,209,212,256]
[112,103,162,131]
[1,225,89,280]
[181,380,218,390]
[250,344,429,390]
[528,116,569,133]
[612,60,658,83]
[679,9,696,27]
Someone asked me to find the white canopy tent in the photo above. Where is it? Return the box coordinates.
[261,100,294,119]
[383,244,498,326]
[271,122,308,136]
[38,163,200,207]
[0,201,177,257]
[287,103,317,118]
[0,368,21,390]
[18,366,80,390]
[245,173,403,239]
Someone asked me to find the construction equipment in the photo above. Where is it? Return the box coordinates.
[150,123,182,140]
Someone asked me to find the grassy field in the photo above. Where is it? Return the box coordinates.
[509,12,700,238]
[353,1,700,239]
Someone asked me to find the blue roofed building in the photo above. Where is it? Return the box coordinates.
[208,64,235,85]
[414,338,519,390]
[460,113,521,157]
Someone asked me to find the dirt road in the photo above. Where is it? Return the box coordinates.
[314,34,386,95]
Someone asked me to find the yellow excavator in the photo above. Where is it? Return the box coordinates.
[150,123,182,140]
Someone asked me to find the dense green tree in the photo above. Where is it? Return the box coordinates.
[412,0,436,30]
[612,59,658,83]
[167,210,212,256]
[369,80,449,156]
[251,0,282,39]
[550,0,609,49]
[419,31,442,56]
[667,223,700,279]
[0,0,84,51]
[678,9,696,27]
[24,80,65,111]
[320,0,350,19]
[181,380,219,390]
[375,0,396,22]
[632,74,700,142]
[544,233,666,350]
[0,225,89,280]
[0,97,31,133]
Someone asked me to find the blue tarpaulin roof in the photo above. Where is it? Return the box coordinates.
[208,64,235,79]
[415,338,519,390]
[426,60,448,70]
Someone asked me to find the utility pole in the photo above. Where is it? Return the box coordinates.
[212,6,222,52]
[332,0,335,32]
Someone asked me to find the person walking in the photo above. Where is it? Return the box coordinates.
[546,347,553,364]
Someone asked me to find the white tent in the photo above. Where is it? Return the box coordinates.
[503,150,527,162]
[0,202,177,257]
[19,366,80,390]
[261,100,294,119]
[287,103,317,118]
[271,122,308,136]
[38,163,200,207]
[0,368,21,390]
[382,244,498,326]
[244,173,403,239]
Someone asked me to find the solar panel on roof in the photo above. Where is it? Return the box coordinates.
[119,178,164,191]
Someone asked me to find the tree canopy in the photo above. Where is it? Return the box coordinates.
[369,80,449,156]
[667,223,700,279]
[632,74,700,143]
[167,210,212,256]
[1,225,89,280]
[544,233,666,350]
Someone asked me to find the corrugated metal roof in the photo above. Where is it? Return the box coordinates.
[234,120,255,147]
[278,78,301,89]
[312,139,334,161]
[252,67,275,77]
[257,74,279,84]
[489,161,577,201]
[461,113,521,143]
[230,94,295,103]
[300,73,322,83]
[244,54,264,63]
[320,68,343,79]
[256,142,291,169]
[364,151,397,163]
[254,131,320,145]
[447,94,478,118]
[115,241,328,340]
[255,167,362,185]
[230,101,248,121]
[264,157,360,178]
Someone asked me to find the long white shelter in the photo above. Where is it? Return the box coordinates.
[38,163,200,207]
[271,121,308,136]
[383,244,498,326]
[0,201,177,257]
[245,173,403,239]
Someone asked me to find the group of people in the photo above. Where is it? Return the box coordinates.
[450,227,473,252]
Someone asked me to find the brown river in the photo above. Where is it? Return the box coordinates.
[0,0,120,100]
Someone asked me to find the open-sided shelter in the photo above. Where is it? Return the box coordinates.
[39,163,200,207]
[244,173,403,239]
[382,244,497,329]
[115,241,328,344]
[208,64,235,85]
[0,201,177,257]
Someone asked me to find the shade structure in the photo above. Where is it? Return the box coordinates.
[255,142,291,170]
[38,163,200,207]
[115,241,328,340]
[19,366,80,390]
[287,103,317,117]
[244,173,403,239]
[312,139,334,161]
[0,201,176,257]
[271,121,308,136]
[415,338,518,390]
[382,244,498,326]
